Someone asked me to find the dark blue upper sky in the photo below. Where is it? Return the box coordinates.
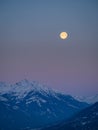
[0,0,98,96]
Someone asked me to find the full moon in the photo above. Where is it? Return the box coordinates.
[60,32,68,39]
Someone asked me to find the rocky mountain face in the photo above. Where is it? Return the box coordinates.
[43,102,98,130]
[0,79,88,130]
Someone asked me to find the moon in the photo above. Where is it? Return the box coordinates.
[60,32,68,40]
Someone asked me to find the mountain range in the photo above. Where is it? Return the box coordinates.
[0,79,88,130]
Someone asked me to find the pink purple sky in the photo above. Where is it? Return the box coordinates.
[0,0,98,96]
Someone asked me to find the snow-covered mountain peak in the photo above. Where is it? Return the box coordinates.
[15,79,54,93]
[0,79,57,99]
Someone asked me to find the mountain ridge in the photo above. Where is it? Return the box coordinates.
[0,79,89,130]
[43,102,98,130]
[74,94,98,104]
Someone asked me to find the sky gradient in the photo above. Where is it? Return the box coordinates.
[0,0,98,96]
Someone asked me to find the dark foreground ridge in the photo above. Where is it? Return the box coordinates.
[42,102,98,130]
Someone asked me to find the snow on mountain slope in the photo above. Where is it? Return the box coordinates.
[0,79,62,100]
[0,79,89,109]
[74,94,98,104]
[0,80,49,97]
[0,79,89,130]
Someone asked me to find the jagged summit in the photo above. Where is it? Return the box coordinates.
[0,79,51,90]
[0,79,69,100]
